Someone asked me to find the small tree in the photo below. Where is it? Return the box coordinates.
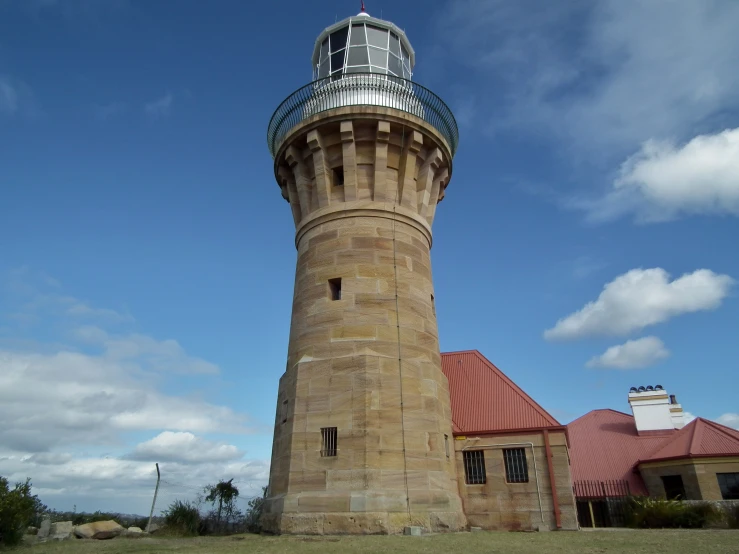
[244,486,267,533]
[0,476,47,547]
[204,479,240,533]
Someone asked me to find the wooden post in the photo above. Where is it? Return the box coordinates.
[588,500,596,528]
[146,463,160,532]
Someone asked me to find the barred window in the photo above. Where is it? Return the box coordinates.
[463,450,486,484]
[321,427,337,457]
[503,448,529,483]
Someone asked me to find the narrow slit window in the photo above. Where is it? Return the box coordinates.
[463,450,486,484]
[328,278,342,300]
[281,399,288,424]
[333,166,344,187]
[321,427,337,457]
[503,448,529,483]
[444,434,450,459]
[431,294,436,316]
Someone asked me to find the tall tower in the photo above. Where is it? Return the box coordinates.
[263,8,465,534]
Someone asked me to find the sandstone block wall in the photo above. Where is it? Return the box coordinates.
[454,431,578,531]
[640,458,739,501]
[263,109,466,534]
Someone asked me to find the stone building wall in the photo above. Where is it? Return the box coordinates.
[640,457,739,501]
[453,431,578,531]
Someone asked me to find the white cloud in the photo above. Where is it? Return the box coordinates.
[717,413,739,430]
[145,93,173,117]
[0,349,249,453]
[72,326,219,375]
[0,77,19,114]
[439,0,739,155]
[586,336,670,369]
[0,451,268,515]
[545,268,734,340]
[128,432,243,464]
[683,411,697,425]
[583,128,739,222]
[93,101,126,121]
[66,301,133,322]
[0,75,36,117]
[0,268,269,514]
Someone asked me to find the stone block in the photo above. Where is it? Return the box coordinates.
[49,521,74,540]
[37,517,51,539]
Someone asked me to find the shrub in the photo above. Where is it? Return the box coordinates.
[163,500,201,536]
[725,503,739,529]
[244,487,267,534]
[0,476,47,547]
[623,496,720,529]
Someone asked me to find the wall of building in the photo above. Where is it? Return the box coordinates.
[639,460,702,500]
[694,458,739,500]
[641,457,739,501]
[453,431,578,531]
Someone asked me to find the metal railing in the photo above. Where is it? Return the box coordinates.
[267,73,459,159]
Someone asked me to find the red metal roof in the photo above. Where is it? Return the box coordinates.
[441,350,560,434]
[641,418,739,463]
[567,409,675,495]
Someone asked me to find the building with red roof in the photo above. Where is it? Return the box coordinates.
[442,351,739,529]
[565,387,739,527]
[567,409,673,496]
[441,350,578,531]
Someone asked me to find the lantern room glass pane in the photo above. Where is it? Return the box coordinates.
[347,46,369,66]
[368,47,387,68]
[366,25,387,48]
[350,24,366,46]
[388,53,402,76]
[389,33,400,56]
[401,44,409,63]
[330,26,349,53]
[320,38,329,61]
[331,50,345,72]
[346,65,370,74]
[318,60,329,78]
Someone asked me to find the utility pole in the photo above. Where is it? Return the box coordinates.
[146,463,160,532]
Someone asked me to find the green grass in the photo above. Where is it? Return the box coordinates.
[20,530,739,554]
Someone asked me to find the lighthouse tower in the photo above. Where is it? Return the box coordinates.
[263,7,465,534]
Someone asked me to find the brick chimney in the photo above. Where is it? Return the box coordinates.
[628,385,684,433]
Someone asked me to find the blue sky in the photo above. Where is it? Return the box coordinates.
[1,0,738,515]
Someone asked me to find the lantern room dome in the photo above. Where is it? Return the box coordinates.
[311,13,415,81]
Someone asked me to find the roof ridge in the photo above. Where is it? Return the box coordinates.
[699,417,739,442]
[441,349,482,356]
[568,408,633,426]
[470,350,560,426]
[689,418,704,455]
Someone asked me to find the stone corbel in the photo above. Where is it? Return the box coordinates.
[285,145,312,217]
[426,167,449,225]
[307,130,330,208]
[397,130,424,211]
[417,148,443,219]
[277,165,302,225]
[373,121,391,202]
[340,121,358,202]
